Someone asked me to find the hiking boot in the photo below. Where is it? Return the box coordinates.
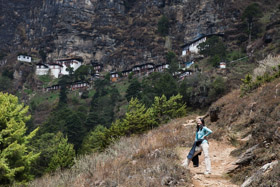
[181,159,190,169]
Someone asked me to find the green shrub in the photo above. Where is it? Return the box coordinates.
[241,66,280,96]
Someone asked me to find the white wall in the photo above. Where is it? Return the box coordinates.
[189,37,206,53]
[36,66,49,76]
[60,60,82,75]
[49,65,61,78]
[182,49,187,56]
[17,55,32,62]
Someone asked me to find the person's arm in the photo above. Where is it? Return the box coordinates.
[195,132,198,141]
[202,127,212,139]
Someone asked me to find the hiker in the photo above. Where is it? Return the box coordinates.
[182,118,212,175]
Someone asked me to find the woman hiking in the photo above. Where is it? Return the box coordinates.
[182,118,212,175]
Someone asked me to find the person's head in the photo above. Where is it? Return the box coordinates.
[196,118,205,131]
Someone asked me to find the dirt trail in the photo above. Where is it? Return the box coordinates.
[177,121,239,187]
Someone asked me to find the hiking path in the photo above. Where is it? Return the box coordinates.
[177,119,239,187]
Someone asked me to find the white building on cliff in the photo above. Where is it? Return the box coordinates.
[35,58,82,78]
[17,55,32,63]
[181,33,224,56]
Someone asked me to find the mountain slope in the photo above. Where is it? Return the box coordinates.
[29,73,280,186]
[30,117,195,187]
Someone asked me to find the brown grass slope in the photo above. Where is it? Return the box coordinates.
[205,78,280,186]
[30,117,197,187]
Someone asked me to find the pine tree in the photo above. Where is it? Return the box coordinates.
[121,98,157,135]
[126,78,141,101]
[152,94,186,123]
[47,132,75,172]
[0,92,39,185]
[80,125,110,153]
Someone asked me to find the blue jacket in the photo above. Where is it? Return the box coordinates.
[195,126,212,144]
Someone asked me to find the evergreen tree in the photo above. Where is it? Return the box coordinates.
[58,75,71,105]
[242,3,263,43]
[166,51,179,74]
[65,111,86,150]
[0,92,39,185]
[47,132,75,172]
[30,133,57,177]
[198,36,226,58]
[152,94,186,123]
[121,98,157,135]
[80,125,110,153]
[126,78,141,101]
[157,15,169,36]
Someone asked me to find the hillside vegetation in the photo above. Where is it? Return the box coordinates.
[206,69,280,185]
[30,73,280,186]
[30,117,195,187]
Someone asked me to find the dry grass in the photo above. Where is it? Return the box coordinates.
[253,55,280,79]
[206,77,280,185]
[30,117,195,187]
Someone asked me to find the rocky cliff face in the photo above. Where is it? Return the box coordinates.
[0,0,239,70]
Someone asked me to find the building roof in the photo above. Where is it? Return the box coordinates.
[36,63,49,68]
[48,63,63,67]
[180,33,225,48]
[122,69,132,73]
[56,57,83,62]
[72,81,90,85]
[140,63,155,66]
[155,63,169,68]
[18,54,31,57]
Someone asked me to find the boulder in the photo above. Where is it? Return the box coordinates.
[241,160,279,187]
[234,144,258,165]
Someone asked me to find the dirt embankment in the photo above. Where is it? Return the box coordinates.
[203,78,280,186]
